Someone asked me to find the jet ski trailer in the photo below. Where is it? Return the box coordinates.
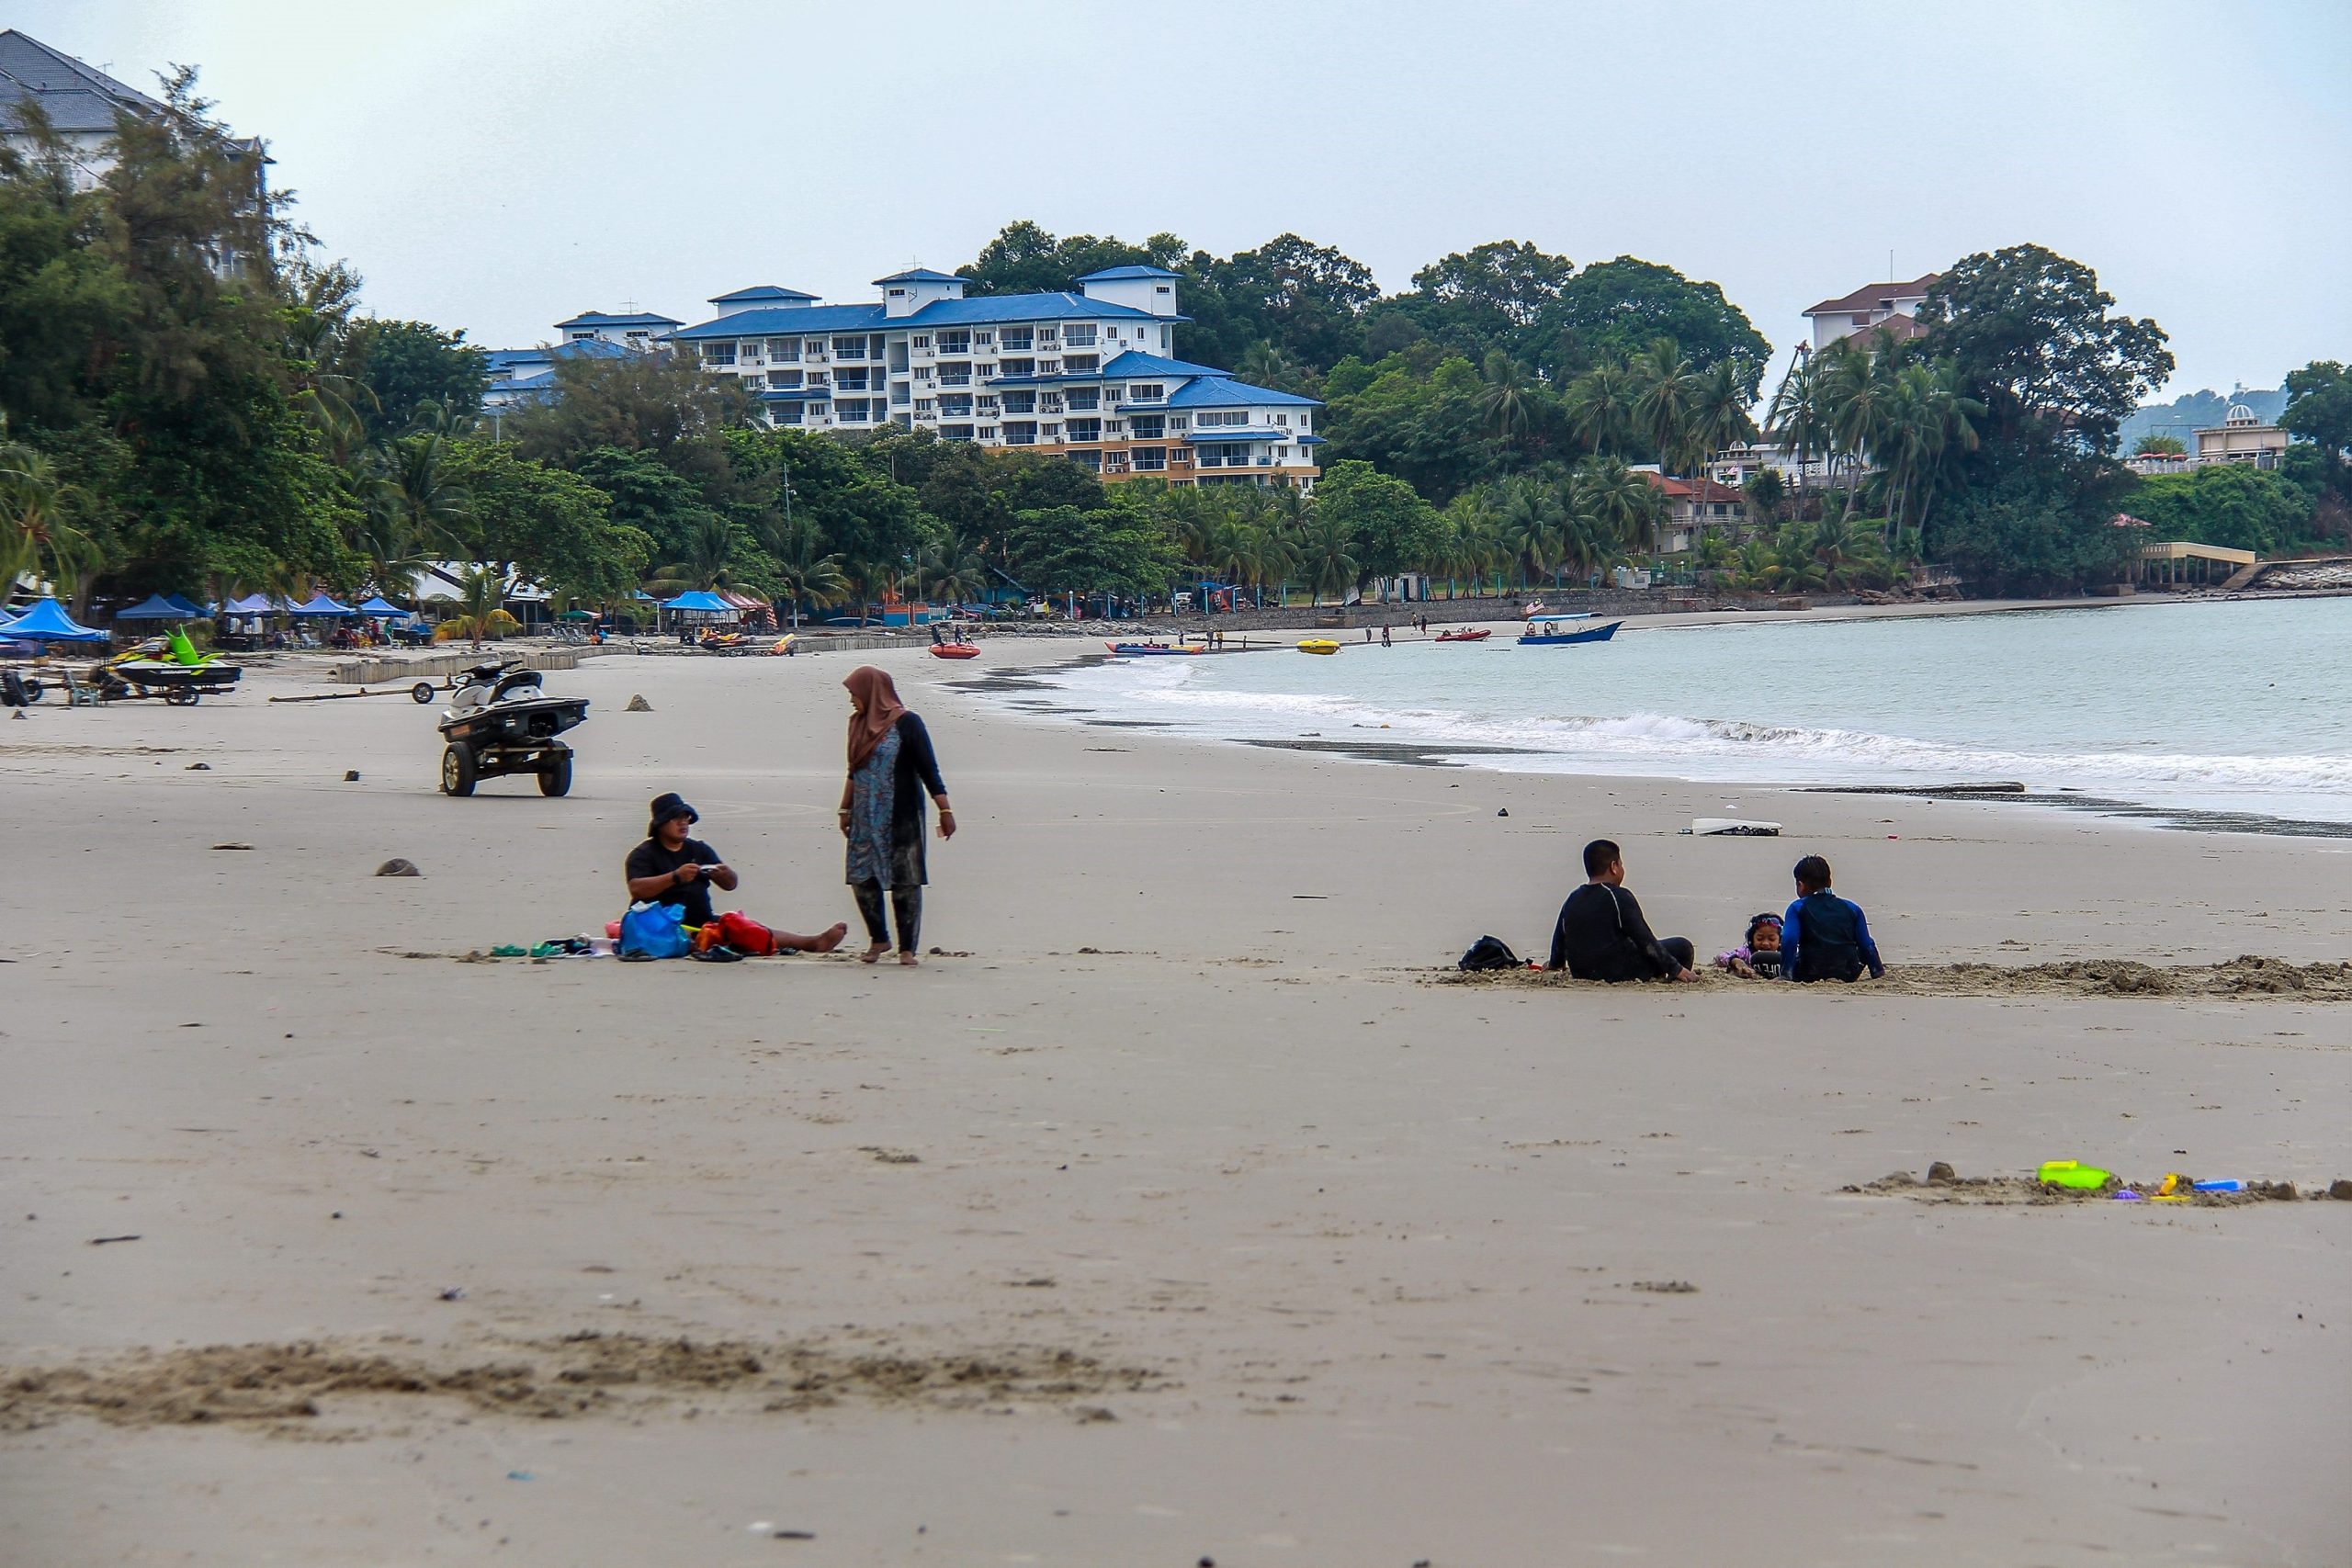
[435,662,589,796]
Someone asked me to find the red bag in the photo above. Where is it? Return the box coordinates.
[715,910,777,956]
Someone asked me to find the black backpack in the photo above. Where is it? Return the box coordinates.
[1459,935,1521,972]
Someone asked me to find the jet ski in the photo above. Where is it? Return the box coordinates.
[435,661,589,796]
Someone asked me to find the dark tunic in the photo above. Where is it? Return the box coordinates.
[625,835,723,926]
[845,712,947,888]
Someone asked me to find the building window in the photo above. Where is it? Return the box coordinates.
[1129,414,1165,440]
[940,395,972,417]
[972,330,993,347]
[741,373,766,390]
[941,423,973,442]
[889,288,908,298]
[999,327,1033,351]
[768,338,800,361]
[1131,446,1167,471]
[836,400,868,422]
[1197,411,1247,427]
[1000,358,1035,378]
[1064,354,1098,373]
[1063,325,1097,347]
[1066,450,1101,473]
[1273,412,1288,425]
[915,398,936,415]
[773,403,802,424]
[937,330,970,354]
[1066,418,1101,443]
[890,384,910,406]
[700,342,737,366]
[832,335,866,357]
[1064,389,1099,412]
[1001,391,1035,414]
[978,425,998,442]
[1003,421,1037,446]
[911,334,931,349]
[978,395,1000,414]
[1126,383,1164,403]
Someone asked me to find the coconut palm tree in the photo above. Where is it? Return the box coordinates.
[1576,455,1663,561]
[370,430,475,559]
[1765,349,1828,505]
[647,513,739,593]
[1497,475,1560,591]
[1690,359,1760,475]
[1629,339,1699,477]
[1478,351,1540,454]
[440,565,515,647]
[1564,359,1636,457]
[1299,513,1360,605]
[0,433,98,604]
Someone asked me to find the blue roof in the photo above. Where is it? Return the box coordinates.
[874,267,960,284]
[669,290,1169,342]
[671,303,889,341]
[555,310,682,329]
[1163,377,1322,410]
[1099,349,1230,379]
[711,285,817,303]
[1077,265,1180,282]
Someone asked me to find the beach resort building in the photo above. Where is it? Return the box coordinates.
[666,266,1324,489]
[1641,471,1748,553]
[2191,403,2289,470]
[1803,274,1938,351]
[480,308,682,417]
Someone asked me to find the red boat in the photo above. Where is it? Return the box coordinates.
[928,643,980,660]
[1435,627,1492,642]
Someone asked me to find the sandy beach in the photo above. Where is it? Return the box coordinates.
[3,637,2347,1567]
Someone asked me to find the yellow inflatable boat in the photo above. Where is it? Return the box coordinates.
[1295,638,1341,655]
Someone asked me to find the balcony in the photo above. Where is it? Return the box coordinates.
[937,373,970,388]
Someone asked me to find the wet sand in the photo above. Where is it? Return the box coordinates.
[2,641,2347,1566]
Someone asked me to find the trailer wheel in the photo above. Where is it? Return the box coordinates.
[537,754,572,797]
[20,678,42,704]
[440,745,477,796]
[411,682,436,705]
[165,685,198,706]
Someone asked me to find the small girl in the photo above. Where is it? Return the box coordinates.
[1714,913,1785,979]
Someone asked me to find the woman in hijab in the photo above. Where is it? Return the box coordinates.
[839,666,955,964]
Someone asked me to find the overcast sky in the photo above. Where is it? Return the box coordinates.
[20,0,2348,398]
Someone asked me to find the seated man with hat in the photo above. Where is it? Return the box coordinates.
[625,792,847,952]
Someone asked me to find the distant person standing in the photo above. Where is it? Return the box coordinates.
[1381,623,1392,647]
[1546,839,1696,982]
[839,666,956,965]
[1781,855,1884,983]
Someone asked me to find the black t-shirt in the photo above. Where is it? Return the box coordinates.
[625,836,722,925]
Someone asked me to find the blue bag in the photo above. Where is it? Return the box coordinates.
[618,900,691,959]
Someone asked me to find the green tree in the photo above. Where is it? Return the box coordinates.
[2129,464,2313,554]
[2281,360,2352,496]
[2132,433,2187,457]
[1918,244,2173,454]
[1314,458,1444,588]
[1532,256,1771,392]
[344,319,489,441]
[439,438,650,601]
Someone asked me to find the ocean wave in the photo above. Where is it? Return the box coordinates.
[1028,658,2352,805]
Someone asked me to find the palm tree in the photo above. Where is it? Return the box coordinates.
[1629,338,1700,477]
[1478,351,1540,455]
[0,434,98,604]
[1690,359,1760,475]
[1299,513,1359,605]
[441,565,514,647]
[765,516,850,630]
[1576,455,1663,561]
[370,430,475,559]
[1564,359,1636,457]
[1815,338,1892,519]
[647,513,738,593]
[1238,343,1312,395]
[1497,475,1560,591]
[1765,349,1827,505]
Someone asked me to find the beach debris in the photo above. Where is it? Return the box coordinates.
[860,1147,921,1165]
[1684,818,1781,836]
[344,769,360,782]
[1631,1280,1697,1293]
[1926,1161,1957,1185]
[1074,1405,1117,1423]
[211,841,254,851]
[87,1235,141,1246]
[772,1529,816,1540]
[625,694,652,712]
[375,858,420,877]
[2331,1179,2352,1201]
[438,1288,466,1302]
[506,1471,532,1481]
[185,761,209,770]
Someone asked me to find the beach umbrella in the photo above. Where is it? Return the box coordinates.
[0,596,107,642]
[115,593,195,620]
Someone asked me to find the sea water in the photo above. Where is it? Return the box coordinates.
[1012,598,2352,824]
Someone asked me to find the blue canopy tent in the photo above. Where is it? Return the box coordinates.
[0,597,108,642]
[288,592,356,617]
[356,595,405,615]
[221,592,277,615]
[116,593,196,620]
[662,590,732,613]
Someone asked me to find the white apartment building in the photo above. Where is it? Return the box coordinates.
[667,265,1324,489]
[1,29,165,188]
[1802,274,1939,351]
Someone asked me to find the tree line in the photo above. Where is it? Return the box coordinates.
[6,83,2348,621]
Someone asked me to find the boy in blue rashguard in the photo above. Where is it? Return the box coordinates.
[1781,855,1884,983]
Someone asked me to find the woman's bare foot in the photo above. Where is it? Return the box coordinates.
[898,951,920,966]
[860,943,889,964]
[807,923,848,953]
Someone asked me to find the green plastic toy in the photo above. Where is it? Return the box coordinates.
[2037,1160,2113,1190]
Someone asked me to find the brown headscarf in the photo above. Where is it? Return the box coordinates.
[843,665,909,774]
